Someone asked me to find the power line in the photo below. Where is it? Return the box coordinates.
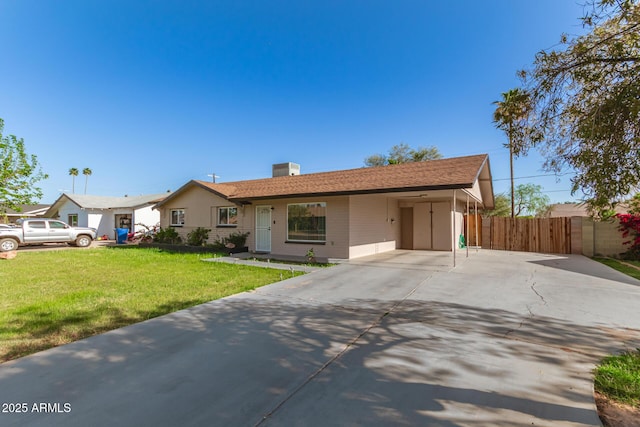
[493,172,572,181]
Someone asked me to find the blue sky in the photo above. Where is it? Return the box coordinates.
[1,1,588,204]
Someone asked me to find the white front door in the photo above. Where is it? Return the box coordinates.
[256,206,272,252]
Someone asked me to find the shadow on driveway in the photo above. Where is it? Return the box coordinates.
[1,291,634,426]
[528,255,640,287]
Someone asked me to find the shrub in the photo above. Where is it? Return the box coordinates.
[210,231,250,252]
[225,231,249,248]
[306,248,316,262]
[154,227,182,244]
[616,214,640,260]
[186,227,210,247]
[209,237,226,252]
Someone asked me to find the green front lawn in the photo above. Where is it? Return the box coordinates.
[594,349,640,407]
[0,247,300,362]
[592,257,640,410]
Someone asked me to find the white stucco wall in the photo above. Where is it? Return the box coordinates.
[87,212,110,237]
[348,195,400,259]
[266,196,350,260]
[56,201,88,228]
[159,186,250,245]
[53,199,111,237]
[132,205,160,232]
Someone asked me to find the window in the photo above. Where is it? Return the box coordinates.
[287,203,326,242]
[28,221,46,229]
[68,214,78,226]
[217,207,238,226]
[170,209,185,226]
[49,221,67,229]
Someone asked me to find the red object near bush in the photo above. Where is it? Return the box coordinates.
[616,213,640,258]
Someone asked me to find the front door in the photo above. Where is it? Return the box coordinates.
[256,206,272,253]
[400,207,414,249]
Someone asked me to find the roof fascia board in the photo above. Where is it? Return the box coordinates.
[229,183,475,203]
[472,155,495,209]
[460,188,484,207]
[62,194,85,209]
[470,154,490,183]
[154,180,232,209]
[45,194,81,217]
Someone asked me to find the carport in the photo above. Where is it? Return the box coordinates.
[393,185,488,266]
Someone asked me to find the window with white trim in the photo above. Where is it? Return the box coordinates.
[170,209,185,226]
[68,214,78,226]
[217,207,238,226]
[287,202,326,242]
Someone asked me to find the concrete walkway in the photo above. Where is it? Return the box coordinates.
[1,250,639,426]
[202,255,322,273]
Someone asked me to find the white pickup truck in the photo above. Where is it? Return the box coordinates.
[0,218,97,252]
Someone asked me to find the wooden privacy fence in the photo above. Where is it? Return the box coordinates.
[484,217,572,254]
[463,214,482,246]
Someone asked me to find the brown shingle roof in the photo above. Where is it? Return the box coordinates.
[193,154,489,201]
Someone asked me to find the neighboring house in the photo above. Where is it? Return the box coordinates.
[3,204,50,223]
[155,155,494,261]
[45,193,170,239]
[546,203,590,218]
[546,202,629,218]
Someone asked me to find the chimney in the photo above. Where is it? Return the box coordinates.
[272,162,301,177]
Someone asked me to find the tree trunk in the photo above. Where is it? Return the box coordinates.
[509,126,515,219]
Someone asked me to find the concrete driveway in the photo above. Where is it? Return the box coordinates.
[12,240,114,252]
[1,250,639,426]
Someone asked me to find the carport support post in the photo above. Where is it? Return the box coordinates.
[452,189,456,267]
[475,200,478,253]
[466,194,469,258]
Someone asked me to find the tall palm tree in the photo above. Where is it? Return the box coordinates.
[68,168,79,194]
[82,167,92,194]
[493,88,533,218]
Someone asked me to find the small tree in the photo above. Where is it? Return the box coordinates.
[493,88,540,218]
[520,0,640,212]
[482,185,550,218]
[512,183,551,217]
[364,143,442,167]
[481,194,511,218]
[0,119,48,216]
